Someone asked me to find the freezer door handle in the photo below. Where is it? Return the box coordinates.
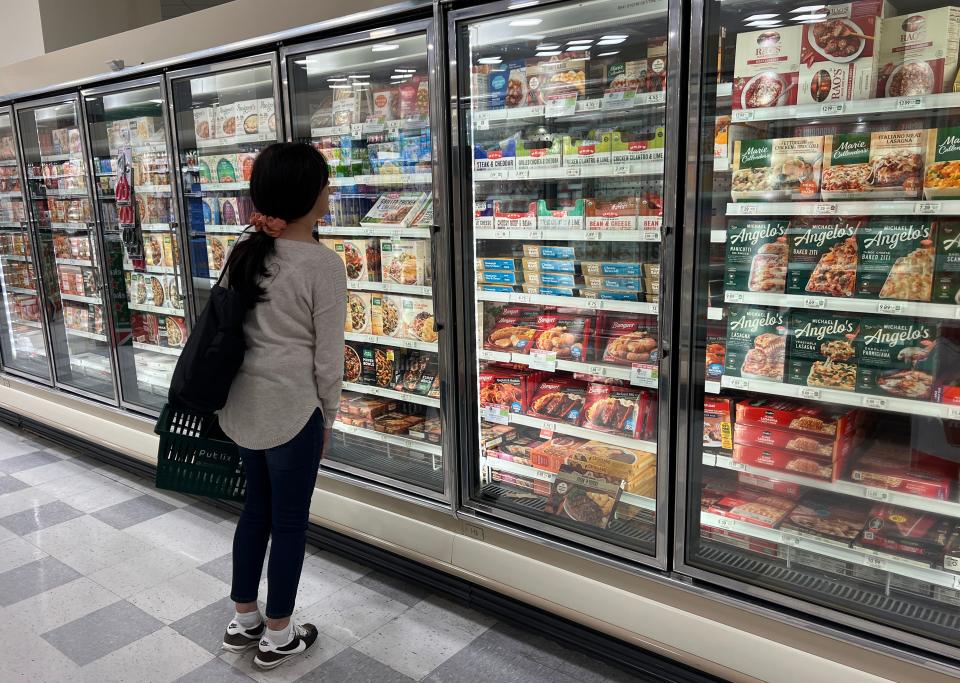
[428,230,444,332]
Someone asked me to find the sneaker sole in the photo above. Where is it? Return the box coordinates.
[222,640,259,653]
[253,640,316,670]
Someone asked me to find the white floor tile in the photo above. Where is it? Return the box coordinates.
[81,626,214,683]
[32,468,112,500]
[5,576,120,635]
[128,568,230,624]
[0,624,83,680]
[410,595,497,637]
[254,553,354,612]
[0,536,47,573]
[0,437,46,461]
[0,485,56,517]
[0,523,16,543]
[221,630,347,683]
[56,479,142,514]
[25,515,154,575]
[306,550,372,581]
[124,508,234,564]
[12,459,91,487]
[88,547,201,599]
[299,583,409,646]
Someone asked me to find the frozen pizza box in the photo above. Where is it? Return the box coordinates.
[797,0,893,106]
[360,192,428,228]
[516,136,562,170]
[561,133,611,167]
[536,199,584,230]
[879,8,960,97]
[732,26,802,110]
[724,305,788,382]
[780,491,873,547]
[857,317,938,401]
[933,219,960,304]
[733,443,839,482]
[785,217,862,298]
[730,137,823,202]
[724,219,789,293]
[786,311,861,393]
[855,218,934,301]
[820,130,928,200]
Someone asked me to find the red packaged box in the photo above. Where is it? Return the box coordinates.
[733,443,842,482]
[707,486,797,528]
[856,504,956,566]
[526,379,588,425]
[735,398,857,437]
[529,435,590,472]
[641,389,658,440]
[596,313,658,366]
[703,397,733,451]
[737,471,803,499]
[733,423,842,458]
[700,470,741,510]
[530,311,592,361]
[581,383,642,437]
[483,305,539,353]
[848,449,957,501]
[780,491,872,546]
[479,368,537,413]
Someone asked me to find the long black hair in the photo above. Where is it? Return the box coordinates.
[225,142,329,305]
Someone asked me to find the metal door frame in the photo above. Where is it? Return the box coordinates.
[279,15,457,509]
[80,74,192,417]
[670,0,960,668]
[0,103,56,385]
[14,92,121,405]
[444,0,680,571]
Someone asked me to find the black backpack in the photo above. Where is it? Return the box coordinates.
[168,266,249,414]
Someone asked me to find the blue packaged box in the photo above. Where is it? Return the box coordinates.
[583,275,642,291]
[581,261,642,277]
[480,284,516,293]
[476,257,523,271]
[522,257,578,273]
[523,244,577,259]
[525,271,580,288]
[479,270,521,285]
[580,289,644,301]
[521,284,577,297]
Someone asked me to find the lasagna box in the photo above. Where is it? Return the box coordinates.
[857,317,937,401]
[785,217,863,298]
[735,398,857,437]
[724,219,789,293]
[730,137,823,202]
[855,218,934,301]
[733,422,840,458]
[848,449,957,500]
[737,472,803,499]
[786,311,861,393]
[821,130,928,200]
[733,443,840,482]
[724,306,788,382]
[879,8,960,97]
[732,26,802,110]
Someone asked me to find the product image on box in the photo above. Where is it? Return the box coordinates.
[879,7,960,97]
[858,503,954,565]
[725,306,787,382]
[731,137,823,202]
[708,485,798,527]
[599,314,658,365]
[546,466,623,530]
[581,383,642,436]
[786,217,862,298]
[725,219,789,293]
[934,219,960,304]
[780,491,873,546]
[527,379,587,425]
[821,130,927,200]
[345,292,372,334]
[531,312,590,360]
[733,26,802,109]
[484,305,538,352]
[381,239,429,285]
[703,397,734,451]
[856,219,934,301]
[858,317,937,400]
[734,443,835,481]
[787,312,860,392]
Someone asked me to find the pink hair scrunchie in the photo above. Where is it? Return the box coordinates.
[250,212,287,238]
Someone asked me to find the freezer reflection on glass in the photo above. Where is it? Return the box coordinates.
[169,62,280,316]
[84,85,185,412]
[0,111,49,380]
[692,0,960,650]
[461,0,667,553]
[286,34,443,493]
[17,100,115,400]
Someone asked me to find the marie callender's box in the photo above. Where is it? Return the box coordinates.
[933,219,960,304]
[724,306,788,383]
[857,317,938,401]
[724,219,789,293]
[855,218,934,301]
[787,311,861,392]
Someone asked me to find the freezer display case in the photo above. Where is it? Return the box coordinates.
[283,25,446,496]
[0,106,49,381]
[681,0,960,656]
[82,78,188,413]
[16,96,116,401]
[452,0,675,560]
[168,55,282,317]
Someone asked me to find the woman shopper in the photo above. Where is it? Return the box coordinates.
[216,142,346,670]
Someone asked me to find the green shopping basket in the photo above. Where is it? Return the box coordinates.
[154,404,246,502]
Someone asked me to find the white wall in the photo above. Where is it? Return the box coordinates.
[0,0,45,69]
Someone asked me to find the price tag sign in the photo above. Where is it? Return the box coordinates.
[350,123,364,138]
[488,170,507,181]
[877,301,906,315]
[613,164,629,176]
[630,362,658,386]
[583,298,603,310]
[725,291,745,303]
[917,201,941,214]
[647,91,666,105]
[707,307,723,321]
[545,97,578,118]
[732,110,755,122]
[864,487,891,502]
[815,203,838,215]
[799,387,822,400]
[482,405,510,425]
[475,114,490,131]
[565,166,582,178]
[511,293,531,304]
[587,364,608,378]
[381,283,394,292]
[726,377,749,390]
[715,516,736,529]
[493,229,509,239]
[584,231,601,241]
[863,396,888,409]
[528,349,558,371]
[948,406,960,420]
[863,555,887,571]
[642,230,661,242]
[740,204,759,215]
[895,96,924,111]
[514,169,530,180]
[820,102,845,115]
[579,99,602,112]
[387,120,402,135]
[780,533,802,546]
[953,574,960,591]
[529,230,543,239]
[728,460,747,472]
[538,421,557,439]
[803,296,827,309]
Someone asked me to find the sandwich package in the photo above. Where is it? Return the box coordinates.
[730,137,823,202]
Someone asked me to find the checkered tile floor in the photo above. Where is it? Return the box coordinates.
[0,422,644,682]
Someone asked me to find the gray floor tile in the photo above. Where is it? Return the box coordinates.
[176,657,255,682]
[354,570,432,607]
[0,473,30,496]
[184,501,236,525]
[422,637,584,683]
[170,596,236,654]
[0,500,84,536]
[40,600,164,666]
[0,556,81,607]
[0,450,62,474]
[198,553,234,585]
[91,493,177,530]
[296,647,415,683]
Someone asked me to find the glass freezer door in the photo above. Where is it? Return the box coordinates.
[0,107,50,381]
[455,0,672,558]
[83,80,188,413]
[17,97,116,401]
[168,56,282,318]
[684,0,960,656]
[284,29,445,496]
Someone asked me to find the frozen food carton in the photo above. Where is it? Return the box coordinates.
[404,298,437,344]
[603,60,646,108]
[933,219,960,304]
[237,152,256,182]
[516,136,562,171]
[855,218,934,301]
[334,238,379,282]
[215,102,237,139]
[857,317,937,401]
[218,196,240,225]
[785,217,863,297]
[724,305,788,383]
[703,397,734,451]
[360,192,429,228]
[733,443,838,482]
[584,197,639,231]
[477,257,523,272]
[707,485,798,527]
[234,100,258,137]
[724,219,789,294]
[610,129,664,166]
[258,98,276,137]
[381,239,429,286]
[545,466,624,530]
[581,261,642,277]
[524,271,579,288]
[371,89,398,122]
[536,199,584,230]
[474,137,517,173]
[526,378,588,425]
[879,8,960,97]
[737,472,803,499]
[848,447,957,500]
[821,130,928,200]
[597,314,658,366]
[735,398,857,436]
[494,201,537,230]
[780,492,873,547]
[214,155,239,183]
[412,194,433,228]
[521,257,578,274]
[583,275,642,292]
[205,235,234,273]
[332,87,360,126]
[786,311,861,393]
[562,133,612,167]
[371,294,405,338]
[734,422,841,459]
[345,291,372,334]
[797,0,893,106]
[483,305,538,353]
[580,384,642,437]
[530,311,592,361]
[730,136,823,202]
[924,126,960,199]
[732,26,802,110]
[857,503,955,565]
[539,53,587,112]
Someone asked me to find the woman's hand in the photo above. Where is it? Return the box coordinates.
[321,427,333,459]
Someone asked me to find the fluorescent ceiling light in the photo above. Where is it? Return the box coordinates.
[601,34,628,40]
[149,99,163,104]
[507,1,539,8]
[536,44,560,50]
[370,28,396,38]
[509,18,542,26]
[329,84,351,89]
[294,59,308,66]
[536,51,562,56]
[596,38,626,45]
[745,13,778,20]
[790,5,825,12]
[567,39,593,44]
[596,51,620,57]
[792,13,827,20]
[391,74,408,79]
[477,56,502,64]
[327,77,348,82]
[746,20,782,27]
[349,74,370,79]
[372,44,399,52]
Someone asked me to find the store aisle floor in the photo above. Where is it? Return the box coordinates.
[0,423,646,683]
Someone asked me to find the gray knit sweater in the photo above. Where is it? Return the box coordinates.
[219,238,346,450]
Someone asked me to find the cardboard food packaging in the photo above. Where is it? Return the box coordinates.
[524,271,580,288]
[821,130,928,200]
[401,297,436,343]
[545,465,624,530]
[521,257,578,274]
[516,136,562,170]
[526,378,588,425]
[780,491,873,546]
[848,448,957,500]
[483,305,538,352]
[529,435,590,472]
[724,219,789,293]
[733,443,839,482]
[878,7,960,97]
[371,294,406,338]
[258,99,276,137]
[724,305,788,382]
[215,155,239,183]
[933,219,960,305]
[585,197,639,231]
[855,218,934,301]
[610,130,664,165]
[580,383,642,437]
[707,486,798,527]
[479,368,534,413]
[785,217,863,297]
[735,398,857,436]
[477,257,523,272]
[235,100,259,136]
[597,314,658,366]
[703,397,734,451]
[733,26,802,110]
[218,197,240,225]
[494,201,537,230]
[530,312,591,361]
[381,239,429,286]
[536,199,585,230]
[193,108,213,141]
[857,503,955,565]
[737,471,803,499]
[730,136,823,202]
[345,291,372,334]
[216,103,237,139]
[734,422,841,458]
[332,238,379,282]
[562,133,612,167]
[786,311,861,392]
[857,317,937,401]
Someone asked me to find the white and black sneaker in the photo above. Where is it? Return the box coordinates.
[222,619,266,653]
[253,622,319,670]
